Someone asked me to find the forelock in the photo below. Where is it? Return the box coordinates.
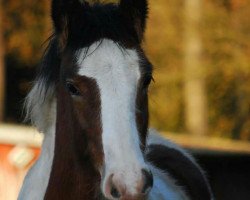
[24,80,56,133]
[24,38,60,133]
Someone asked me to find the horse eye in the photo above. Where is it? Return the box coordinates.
[66,82,81,96]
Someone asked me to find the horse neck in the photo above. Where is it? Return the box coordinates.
[44,87,101,200]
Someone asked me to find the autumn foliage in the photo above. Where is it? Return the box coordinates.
[2,0,250,140]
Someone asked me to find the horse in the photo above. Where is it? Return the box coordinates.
[18,0,214,200]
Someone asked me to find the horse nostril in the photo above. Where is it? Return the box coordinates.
[141,169,153,194]
[111,185,121,199]
[106,174,121,199]
[104,170,153,198]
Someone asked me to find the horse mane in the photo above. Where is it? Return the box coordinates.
[146,131,214,200]
[24,37,60,132]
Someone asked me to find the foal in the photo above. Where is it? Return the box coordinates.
[19,0,214,200]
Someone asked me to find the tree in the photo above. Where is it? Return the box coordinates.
[3,0,51,65]
[183,0,208,136]
[0,0,5,121]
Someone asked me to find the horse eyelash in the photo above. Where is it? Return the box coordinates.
[135,107,143,114]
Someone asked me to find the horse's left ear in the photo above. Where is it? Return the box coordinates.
[119,0,148,42]
[51,0,89,49]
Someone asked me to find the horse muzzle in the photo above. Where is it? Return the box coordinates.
[102,168,153,200]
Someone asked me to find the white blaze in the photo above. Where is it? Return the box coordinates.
[77,39,146,194]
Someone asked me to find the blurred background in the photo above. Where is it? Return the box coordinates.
[0,0,250,199]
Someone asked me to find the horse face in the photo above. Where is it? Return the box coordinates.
[61,39,153,199]
[54,0,153,199]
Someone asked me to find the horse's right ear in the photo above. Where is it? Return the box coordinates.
[51,0,88,48]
